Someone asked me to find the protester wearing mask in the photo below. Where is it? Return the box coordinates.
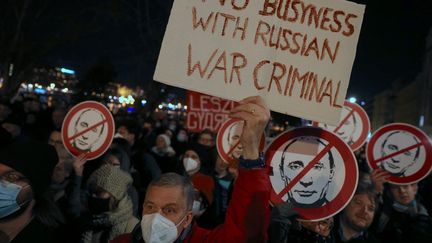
[192,130,217,176]
[112,95,271,243]
[102,148,140,216]
[180,148,215,214]
[80,165,139,243]
[172,129,189,156]
[0,141,64,243]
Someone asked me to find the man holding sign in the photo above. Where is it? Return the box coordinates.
[112,96,272,243]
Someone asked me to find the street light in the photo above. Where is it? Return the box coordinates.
[349,97,357,103]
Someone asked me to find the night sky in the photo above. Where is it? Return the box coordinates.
[42,0,432,100]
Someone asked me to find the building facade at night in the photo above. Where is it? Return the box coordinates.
[371,28,432,136]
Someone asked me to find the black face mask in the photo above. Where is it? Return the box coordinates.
[88,197,111,214]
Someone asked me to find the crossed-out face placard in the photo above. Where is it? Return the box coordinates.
[216,118,265,167]
[62,101,115,160]
[366,123,432,185]
[313,101,370,151]
[267,127,358,221]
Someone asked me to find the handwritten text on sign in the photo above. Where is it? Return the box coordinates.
[186,91,236,132]
[154,0,365,125]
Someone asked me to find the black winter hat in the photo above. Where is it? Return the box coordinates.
[0,140,58,199]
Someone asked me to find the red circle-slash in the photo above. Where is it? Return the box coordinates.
[266,127,358,221]
[313,101,370,151]
[62,101,115,160]
[366,123,432,185]
[216,118,265,167]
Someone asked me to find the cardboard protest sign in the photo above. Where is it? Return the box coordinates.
[266,127,358,221]
[154,0,365,125]
[186,91,237,132]
[62,101,115,160]
[313,100,370,151]
[366,123,432,185]
[216,118,266,167]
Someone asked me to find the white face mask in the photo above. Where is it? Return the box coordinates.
[191,200,205,217]
[113,132,124,139]
[141,212,186,243]
[183,158,198,173]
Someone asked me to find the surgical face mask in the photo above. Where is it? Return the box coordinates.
[192,200,205,217]
[169,125,177,131]
[183,158,198,173]
[141,212,186,243]
[176,133,187,142]
[113,132,125,139]
[0,180,23,218]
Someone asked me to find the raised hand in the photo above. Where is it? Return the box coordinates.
[229,96,270,159]
[72,153,88,177]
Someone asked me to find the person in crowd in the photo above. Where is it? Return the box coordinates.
[268,177,381,243]
[111,95,271,243]
[334,182,380,242]
[151,134,176,173]
[172,128,189,156]
[20,96,50,141]
[50,159,74,203]
[268,202,335,243]
[141,119,156,148]
[179,147,215,209]
[372,182,432,243]
[164,128,174,140]
[48,130,74,163]
[198,155,236,229]
[111,137,133,157]
[117,119,160,181]
[79,165,139,243]
[116,119,161,215]
[152,134,176,157]
[50,108,66,131]
[193,129,217,176]
[102,148,132,173]
[197,129,215,148]
[1,115,22,145]
[102,148,140,216]
[167,120,178,133]
[0,141,64,243]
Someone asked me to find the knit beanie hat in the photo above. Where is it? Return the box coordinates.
[158,134,171,147]
[87,165,132,200]
[0,140,58,199]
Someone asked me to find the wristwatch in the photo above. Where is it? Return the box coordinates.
[239,153,265,169]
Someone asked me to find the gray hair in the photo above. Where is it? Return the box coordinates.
[148,172,195,211]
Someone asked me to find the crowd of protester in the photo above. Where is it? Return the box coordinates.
[1,94,432,243]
